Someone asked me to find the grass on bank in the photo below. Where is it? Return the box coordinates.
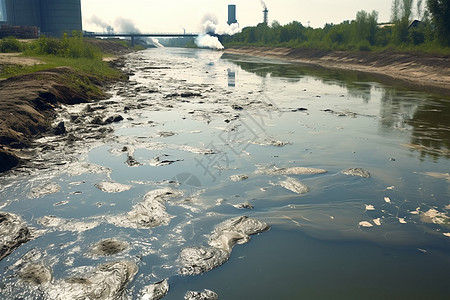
[0,33,125,80]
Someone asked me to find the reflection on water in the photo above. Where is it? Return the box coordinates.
[227,68,236,87]
[222,52,450,158]
[1,48,449,299]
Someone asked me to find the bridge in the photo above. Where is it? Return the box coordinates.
[83,32,200,46]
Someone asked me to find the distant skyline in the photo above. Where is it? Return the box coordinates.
[80,0,395,33]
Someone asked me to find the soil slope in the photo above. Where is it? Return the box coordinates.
[225,46,450,95]
[0,67,111,172]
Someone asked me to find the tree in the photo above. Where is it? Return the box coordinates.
[427,0,450,46]
[402,0,414,21]
[355,10,379,45]
[417,0,424,20]
[391,0,414,21]
[392,0,401,21]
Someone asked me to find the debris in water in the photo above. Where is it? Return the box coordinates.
[276,177,310,194]
[365,204,375,211]
[229,174,249,182]
[373,218,382,226]
[53,201,69,207]
[90,239,129,256]
[398,218,407,224]
[341,168,371,178]
[256,166,327,175]
[141,279,169,300]
[178,145,216,154]
[185,289,219,300]
[179,216,269,275]
[359,221,373,227]
[19,263,52,285]
[46,261,138,300]
[232,202,254,210]
[179,246,230,276]
[149,155,183,166]
[27,182,61,199]
[37,215,100,232]
[420,209,449,225]
[208,216,270,252]
[0,212,31,260]
[95,181,132,193]
[384,197,392,204]
[108,188,182,229]
[422,172,450,182]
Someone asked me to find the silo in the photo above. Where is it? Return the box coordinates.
[40,0,82,36]
[4,0,41,26]
[1,0,7,22]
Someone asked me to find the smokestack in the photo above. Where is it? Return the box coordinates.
[260,1,268,25]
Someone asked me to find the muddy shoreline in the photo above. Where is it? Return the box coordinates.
[224,46,450,96]
[0,41,132,173]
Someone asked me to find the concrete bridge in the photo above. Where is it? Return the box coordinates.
[83,32,199,46]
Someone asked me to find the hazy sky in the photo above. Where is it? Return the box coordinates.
[81,0,394,33]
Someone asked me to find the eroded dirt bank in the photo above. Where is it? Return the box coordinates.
[225,46,450,95]
[0,66,124,173]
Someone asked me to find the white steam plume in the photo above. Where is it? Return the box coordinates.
[195,34,224,50]
[195,14,241,50]
[89,16,163,48]
[89,15,114,33]
[260,0,267,10]
[115,17,140,33]
[200,14,241,35]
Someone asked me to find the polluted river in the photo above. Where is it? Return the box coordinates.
[1,47,450,299]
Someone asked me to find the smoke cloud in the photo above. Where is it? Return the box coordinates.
[90,15,114,33]
[260,0,267,10]
[200,14,241,35]
[88,16,163,48]
[195,34,224,50]
[114,17,140,33]
[195,13,241,50]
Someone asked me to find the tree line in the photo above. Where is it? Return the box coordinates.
[222,0,450,52]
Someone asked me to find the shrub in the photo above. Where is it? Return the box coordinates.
[0,37,24,53]
[26,32,101,59]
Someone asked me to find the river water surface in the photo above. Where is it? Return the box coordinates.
[1,48,450,299]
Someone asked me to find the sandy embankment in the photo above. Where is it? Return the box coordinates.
[225,46,450,95]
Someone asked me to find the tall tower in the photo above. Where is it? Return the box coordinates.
[263,8,268,25]
[260,1,268,25]
[228,4,237,25]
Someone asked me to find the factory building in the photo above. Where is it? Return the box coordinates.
[3,0,82,37]
[227,4,237,25]
[0,0,7,22]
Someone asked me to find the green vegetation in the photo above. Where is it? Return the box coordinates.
[0,36,25,53]
[0,32,125,80]
[223,0,450,54]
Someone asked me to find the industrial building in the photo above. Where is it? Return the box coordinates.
[2,0,82,37]
[227,4,237,25]
[0,0,7,22]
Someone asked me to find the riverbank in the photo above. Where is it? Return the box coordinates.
[224,46,450,95]
[0,39,132,173]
